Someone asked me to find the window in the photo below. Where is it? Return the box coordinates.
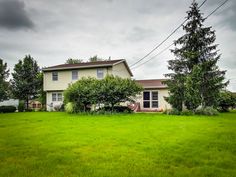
[97,69,104,79]
[143,91,158,108]
[52,93,63,102]
[32,104,36,108]
[52,72,58,81]
[143,91,150,108]
[52,93,57,101]
[143,92,150,100]
[72,70,78,80]
[57,93,62,101]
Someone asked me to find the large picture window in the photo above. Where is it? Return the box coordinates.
[143,91,158,108]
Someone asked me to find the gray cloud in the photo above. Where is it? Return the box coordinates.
[1,0,235,91]
[0,0,34,30]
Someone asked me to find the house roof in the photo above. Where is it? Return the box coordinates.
[42,59,133,76]
[136,79,168,89]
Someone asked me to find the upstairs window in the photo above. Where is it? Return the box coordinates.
[52,72,58,81]
[72,71,78,80]
[97,69,104,79]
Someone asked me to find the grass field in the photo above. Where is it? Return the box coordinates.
[0,112,236,177]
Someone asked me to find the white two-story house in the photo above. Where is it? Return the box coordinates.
[43,59,171,111]
[42,59,132,111]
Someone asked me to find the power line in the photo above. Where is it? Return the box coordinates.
[129,0,208,68]
[131,0,229,71]
[205,0,229,18]
[131,43,174,70]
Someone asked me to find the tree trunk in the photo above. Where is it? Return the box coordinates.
[26,96,29,110]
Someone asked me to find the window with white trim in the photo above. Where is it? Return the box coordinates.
[52,93,63,102]
[52,93,57,101]
[52,72,58,81]
[72,70,78,80]
[143,91,158,108]
[97,68,104,79]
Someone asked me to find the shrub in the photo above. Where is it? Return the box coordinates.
[0,106,16,113]
[25,108,34,112]
[195,107,219,116]
[18,100,25,112]
[218,91,236,112]
[168,108,181,115]
[181,109,194,116]
[99,106,133,113]
[65,102,76,113]
[63,75,143,113]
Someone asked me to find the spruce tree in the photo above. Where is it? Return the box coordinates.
[165,1,227,111]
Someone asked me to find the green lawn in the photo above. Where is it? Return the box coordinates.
[0,112,236,177]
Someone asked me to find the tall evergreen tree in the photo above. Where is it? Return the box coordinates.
[0,59,10,101]
[11,55,41,109]
[165,1,227,111]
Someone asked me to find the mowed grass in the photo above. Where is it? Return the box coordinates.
[0,112,236,177]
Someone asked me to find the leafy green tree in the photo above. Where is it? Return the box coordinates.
[165,1,227,111]
[65,58,83,64]
[218,90,236,112]
[100,75,143,111]
[64,77,99,112]
[89,55,103,62]
[0,59,10,101]
[64,75,143,113]
[11,55,41,109]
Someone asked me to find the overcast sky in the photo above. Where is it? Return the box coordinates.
[1,0,236,91]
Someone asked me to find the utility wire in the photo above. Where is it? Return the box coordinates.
[131,0,229,70]
[129,0,208,68]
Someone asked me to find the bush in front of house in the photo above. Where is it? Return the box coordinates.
[181,109,194,116]
[0,106,16,113]
[64,75,143,113]
[195,107,219,116]
[65,102,76,113]
[98,106,133,113]
[217,90,236,112]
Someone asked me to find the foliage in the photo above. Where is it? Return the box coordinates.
[165,1,227,111]
[64,77,99,112]
[0,106,16,113]
[11,55,41,109]
[195,106,219,116]
[18,100,25,112]
[65,58,83,64]
[98,106,133,113]
[218,90,236,112]
[0,59,10,101]
[64,75,143,113]
[181,109,194,116]
[65,102,76,113]
[89,55,103,62]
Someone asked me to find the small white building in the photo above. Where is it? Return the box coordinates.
[0,99,19,108]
